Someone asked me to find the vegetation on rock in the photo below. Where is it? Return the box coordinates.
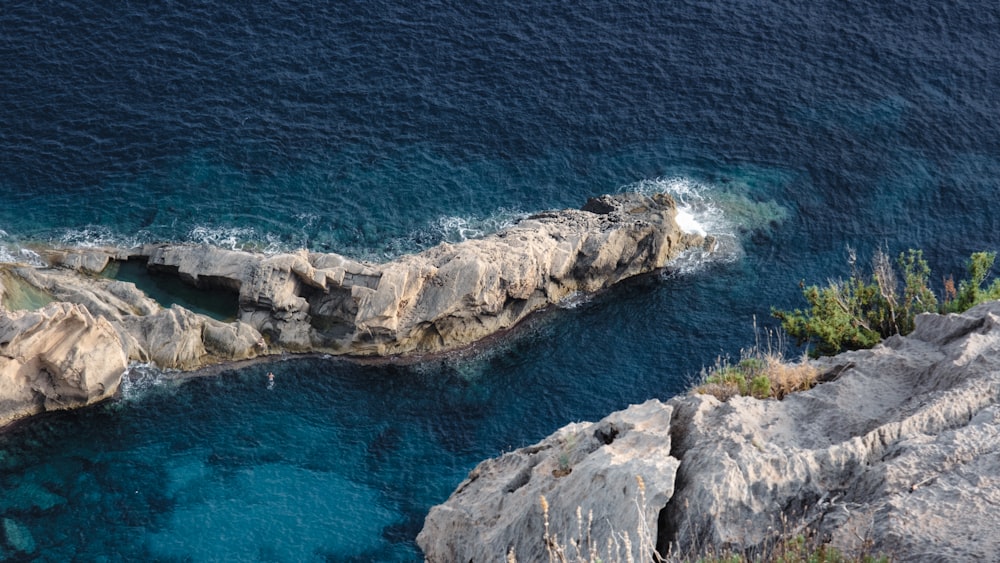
[692,321,819,402]
[693,351,818,402]
[773,248,1000,356]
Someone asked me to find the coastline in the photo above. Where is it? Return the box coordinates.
[0,192,711,430]
[419,301,1000,561]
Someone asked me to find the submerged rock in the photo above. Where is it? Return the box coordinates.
[3,516,37,554]
[419,301,1000,561]
[0,192,707,427]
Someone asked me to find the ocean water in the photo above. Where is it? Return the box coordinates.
[2,1,1000,560]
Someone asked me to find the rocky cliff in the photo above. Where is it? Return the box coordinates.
[0,192,707,426]
[418,301,1000,561]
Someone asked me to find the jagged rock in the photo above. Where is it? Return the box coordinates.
[0,192,706,430]
[15,192,701,360]
[417,400,677,563]
[120,306,261,369]
[127,192,706,356]
[419,302,1000,561]
[39,246,126,275]
[0,302,126,427]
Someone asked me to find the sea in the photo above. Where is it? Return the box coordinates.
[1,1,998,560]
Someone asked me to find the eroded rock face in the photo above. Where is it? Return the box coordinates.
[17,192,704,362]
[0,303,127,427]
[130,191,706,356]
[417,400,678,562]
[419,302,1000,561]
[0,192,706,427]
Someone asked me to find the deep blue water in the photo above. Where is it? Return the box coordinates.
[2,1,1000,560]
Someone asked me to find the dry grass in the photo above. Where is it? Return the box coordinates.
[504,476,663,563]
[693,320,819,402]
[539,476,660,563]
[512,479,889,563]
[692,350,818,402]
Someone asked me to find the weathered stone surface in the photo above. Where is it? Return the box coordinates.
[27,192,703,359]
[39,246,126,275]
[0,192,706,429]
[124,191,706,356]
[419,302,1000,561]
[0,302,127,427]
[417,400,678,563]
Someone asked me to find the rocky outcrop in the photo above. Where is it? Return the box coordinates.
[13,192,706,362]
[417,400,678,563]
[0,192,707,427]
[419,301,1000,561]
[125,191,707,356]
[0,302,127,427]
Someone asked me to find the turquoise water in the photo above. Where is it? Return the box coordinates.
[2,0,1000,559]
[105,260,240,322]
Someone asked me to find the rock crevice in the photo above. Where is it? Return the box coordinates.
[419,301,1000,561]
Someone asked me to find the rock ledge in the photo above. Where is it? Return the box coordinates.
[418,301,1000,561]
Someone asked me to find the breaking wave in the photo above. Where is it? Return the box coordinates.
[624,177,742,273]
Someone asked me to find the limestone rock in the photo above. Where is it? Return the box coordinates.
[419,302,1000,561]
[0,302,126,426]
[418,400,678,563]
[39,246,126,274]
[0,192,705,429]
[126,191,706,356]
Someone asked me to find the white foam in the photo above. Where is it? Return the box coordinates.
[59,225,148,249]
[675,208,705,236]
[557,291,592,309]
[368,207,526,261]
[622,176,742,272]
[186,225,257,251]
[0,245,46,267]
[0,246,17,264]
[118,362,179,402]
[432,207,524,244]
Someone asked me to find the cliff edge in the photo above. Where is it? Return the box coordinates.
[418,301,1000,561]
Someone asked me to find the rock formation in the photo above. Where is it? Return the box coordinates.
[0,192,708,427]
[417,400,679,563]
[0,302,126,427]
[419,301,1000,561]
[128,191,706,356]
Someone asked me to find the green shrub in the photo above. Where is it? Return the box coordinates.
[750,375,772,399]
[774,248,1000,357]
[943,251,1000,313]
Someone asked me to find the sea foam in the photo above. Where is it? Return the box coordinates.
[118,363,180,403]
[624,176,741,272]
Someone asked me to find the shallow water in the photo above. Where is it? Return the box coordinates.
[2,0,999,559]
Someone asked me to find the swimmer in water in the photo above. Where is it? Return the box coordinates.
[267,372,275,389]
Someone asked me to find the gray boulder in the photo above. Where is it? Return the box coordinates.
[418,400,677,562]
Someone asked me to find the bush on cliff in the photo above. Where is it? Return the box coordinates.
[693,322,819,402]
[694,352,818,402]
[772,248,1000,356]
